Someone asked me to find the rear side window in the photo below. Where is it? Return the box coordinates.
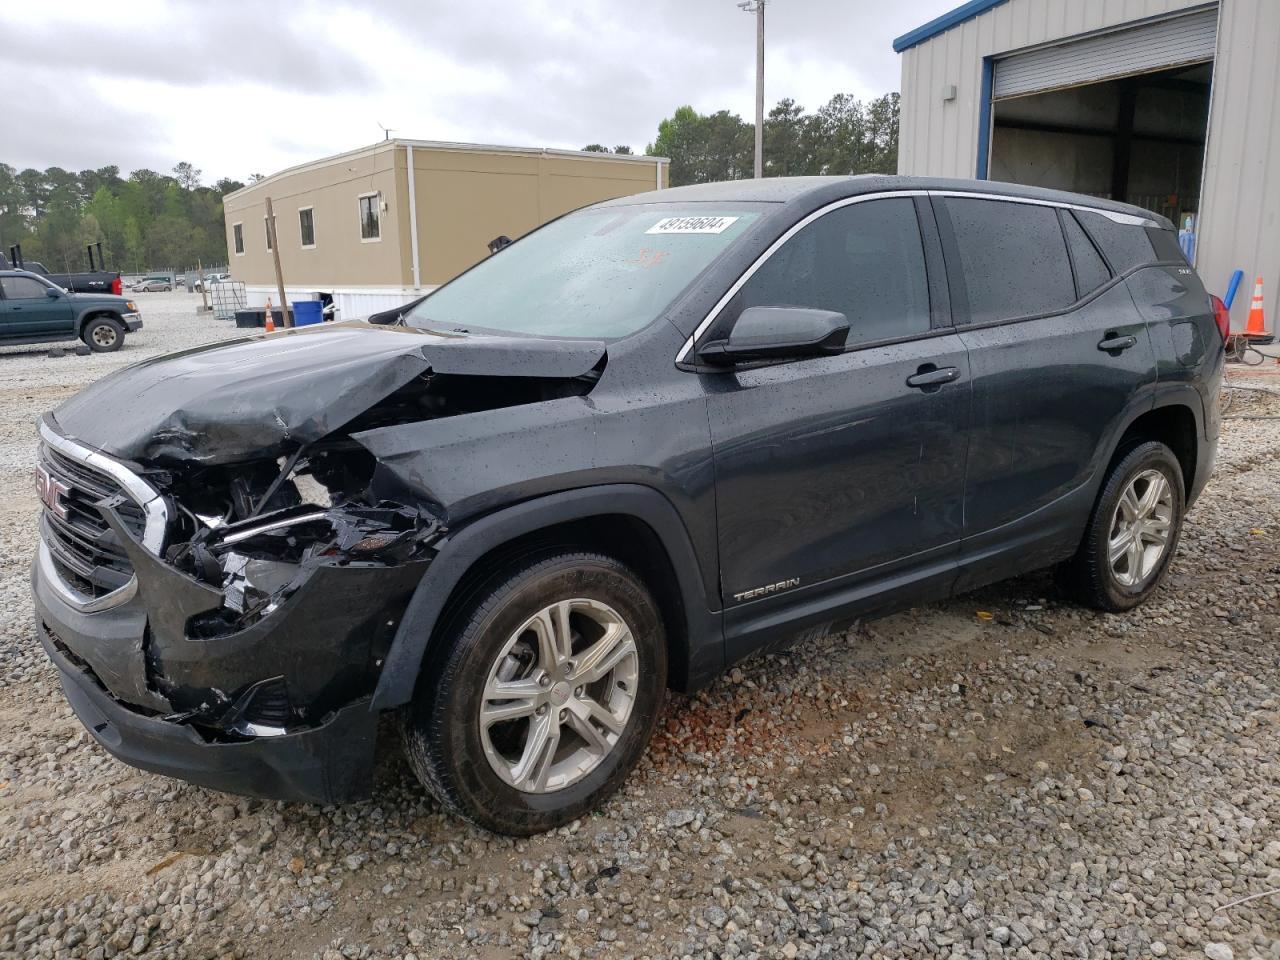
[737,197,930,347]
[941,198,1076,323]
[1076,210,1156,274]
[1147,226,1190,265]
[1062,212,1111,298]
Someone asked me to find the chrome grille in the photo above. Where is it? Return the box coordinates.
[36,421,168,613]
[39,444,145,598]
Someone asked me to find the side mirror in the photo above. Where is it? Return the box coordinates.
[697,306,849,365]
[45,287,60,299]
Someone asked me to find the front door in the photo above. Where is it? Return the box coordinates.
[0,276,75,338]
[703,196,970,659]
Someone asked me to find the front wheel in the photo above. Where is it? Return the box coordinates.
[82,316,125,353]
[1064,441,1185,612]
[402,551,667,835]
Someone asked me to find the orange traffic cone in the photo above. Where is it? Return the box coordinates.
[264,297,275,333]
[1245,276,1268,338]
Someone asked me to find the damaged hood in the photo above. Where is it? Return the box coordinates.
[52,321,605,465]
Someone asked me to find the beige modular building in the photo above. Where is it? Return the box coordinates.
[222,140,669,317]
[895,0,1279,331]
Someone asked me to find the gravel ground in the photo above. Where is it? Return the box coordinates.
[1,291,1278,959]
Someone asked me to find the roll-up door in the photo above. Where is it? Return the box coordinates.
[993,7,1217,100]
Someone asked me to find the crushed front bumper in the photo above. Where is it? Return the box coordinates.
[39,617,377,804]
[31,529,426,804]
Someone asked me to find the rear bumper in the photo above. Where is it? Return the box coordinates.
[38,618,378,805]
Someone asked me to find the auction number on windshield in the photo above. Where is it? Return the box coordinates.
[646,216,740,235]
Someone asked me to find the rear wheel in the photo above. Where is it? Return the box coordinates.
[1064,441,1185,611]
[402,551,667,835]
[82,316,125,353]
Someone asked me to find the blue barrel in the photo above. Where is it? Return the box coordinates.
[293,301,323,327]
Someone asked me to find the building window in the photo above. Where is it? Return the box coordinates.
[298,207,315,248]
[232,222,244,255]
[264,215,273,251]
[359,193,381,242]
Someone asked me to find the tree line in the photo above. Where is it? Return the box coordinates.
[0,162,242,275]
[589,93,900,187]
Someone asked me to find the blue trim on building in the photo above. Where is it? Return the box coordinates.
[892,0,1010,53]
[975,57,995,178]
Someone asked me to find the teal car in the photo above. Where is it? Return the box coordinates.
[0,270,142,352]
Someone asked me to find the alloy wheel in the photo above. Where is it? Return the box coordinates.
[478,598,638,793]
[1108,468,1174,587]
[91,325,118,348]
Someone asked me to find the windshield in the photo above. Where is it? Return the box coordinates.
[405,204,763,339]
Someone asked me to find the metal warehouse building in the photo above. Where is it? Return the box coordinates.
[895,0,1278,330]
[223,140,668,317]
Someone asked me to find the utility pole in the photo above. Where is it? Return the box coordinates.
[264,196,291,327]
[739,0,766,178]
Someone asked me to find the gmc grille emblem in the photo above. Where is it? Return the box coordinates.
[36,465,71,520]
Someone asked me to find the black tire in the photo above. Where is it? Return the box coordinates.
[81,316,125,353]
[402,551,667,835]
[1063,441,1185,612]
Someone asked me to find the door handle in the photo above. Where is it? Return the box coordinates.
[905,365,960,390]
[1098,334,1137,353]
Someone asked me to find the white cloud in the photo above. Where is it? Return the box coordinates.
[0,0,957,180]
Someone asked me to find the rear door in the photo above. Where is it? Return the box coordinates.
[704,196,971,658]
[933,195,1158,589]
[0,275,75,338]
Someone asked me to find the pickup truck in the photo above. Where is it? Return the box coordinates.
[0,270,141,352]
[2,243,123,296]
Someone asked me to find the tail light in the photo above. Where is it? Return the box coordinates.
[111,276,122,296]
[1210,294,1230,344]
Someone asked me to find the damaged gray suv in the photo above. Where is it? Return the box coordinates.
[33,177,1223,835]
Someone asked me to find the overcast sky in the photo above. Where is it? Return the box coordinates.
[1,0,955,184]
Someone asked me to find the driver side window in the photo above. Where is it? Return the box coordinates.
[1,276,49,300]
[736,197,931,347]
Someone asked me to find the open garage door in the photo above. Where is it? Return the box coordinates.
[987,6,1217,239]
[993,7,1218,101]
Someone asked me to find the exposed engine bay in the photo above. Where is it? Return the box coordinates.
[128,366,599,623]
[155,370,599,636]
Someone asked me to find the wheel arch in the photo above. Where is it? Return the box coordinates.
[1106,395,1201,498]
[76,309,123,335]
[371,484,723,711]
